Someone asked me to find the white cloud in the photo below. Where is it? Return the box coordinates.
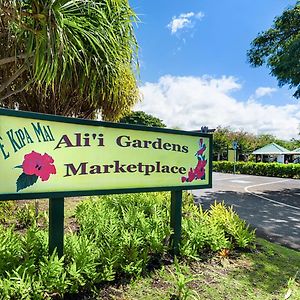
[253,87,277,99]
[179,12,195,18]
[195,12,205,19]
[135,75,300,140]
[167,11,204,34]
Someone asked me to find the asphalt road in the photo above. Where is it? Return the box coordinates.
[193,172,300,250]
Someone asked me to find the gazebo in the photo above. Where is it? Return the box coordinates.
[293,147,300,153]
[252,143,290,163]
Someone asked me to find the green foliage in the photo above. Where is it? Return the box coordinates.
[39,252,69,296]
[0,253,69,300]
[0,225,46,299]
[0,0,140,120]
[213,126,232,160]
[111,237,300,300]
[65,234,102,292]
[75,192,172,277]
[16,203,36,228]
[208,202,256,249]
[0,201,16,223]
[21,226,48,268]
[0,225,23,277]
[169,257,200,300]
[247,1,300,98]
[181,197,255,257]
[213,161,300,178]
[0,192,255,297]
[213,126,275,161]
[212,126,300,162]
[0,201,48,229]
[0,267,41,300]
[0,225,69,299]
[119,111,167,128]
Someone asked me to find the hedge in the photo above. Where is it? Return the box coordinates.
[213,161,300,179]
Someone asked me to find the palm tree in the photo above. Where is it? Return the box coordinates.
[0,0,140,120]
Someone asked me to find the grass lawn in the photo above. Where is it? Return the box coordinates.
[95,238,300,300]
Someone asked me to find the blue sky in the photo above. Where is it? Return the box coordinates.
[129,0,300,140]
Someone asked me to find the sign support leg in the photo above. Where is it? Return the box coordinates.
[170,190,182,255]
[49,197,64,257]
[234,149,236,174]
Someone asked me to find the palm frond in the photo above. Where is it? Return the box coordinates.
[0,0,140,119]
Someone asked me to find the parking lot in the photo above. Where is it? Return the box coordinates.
[193,172,300,250]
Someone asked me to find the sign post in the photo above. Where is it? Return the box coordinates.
[232,141,238,174]
[170,190,182,255]
[0,108,212,256]
[49,197,64,257]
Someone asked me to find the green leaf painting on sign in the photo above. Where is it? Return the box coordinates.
[16,173,38,192]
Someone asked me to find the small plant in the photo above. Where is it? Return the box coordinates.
[65,233,102,292]
[208,201,256,249]
[181,199,255,257]
[0,266,40,300]
[16,203,36,228]
[0,225,23,276]
[218,248,230,258]
[285,271,299,300]
[39,251,70,297]
[169,257,200,300]
[0,201,16,224]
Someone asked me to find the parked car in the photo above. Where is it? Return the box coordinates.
[293,157,300,164]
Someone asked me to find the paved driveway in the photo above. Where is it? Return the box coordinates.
[193,172,300,250]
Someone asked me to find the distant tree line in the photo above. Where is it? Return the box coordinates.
[213,126,300,161]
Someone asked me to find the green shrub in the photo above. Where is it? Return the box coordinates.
[181,197,255,257]
[0,201,39,229]
[21,225,48,269]
[0,192,255,298]
[0,266,41,300]
[208,201,256,248]
[213,161,300,178]
[0,253,69,300]
[38,252,70,297]
[0,201,16,224]
[16,203,36,228]
[65,234,102,292]
[0,225,23,276]
[75,192,172,277]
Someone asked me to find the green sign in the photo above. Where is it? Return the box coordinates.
[228,149,236,162]
[0,109,212,200]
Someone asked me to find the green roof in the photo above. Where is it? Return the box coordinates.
[293,147,300,153]
[252,143,290,155]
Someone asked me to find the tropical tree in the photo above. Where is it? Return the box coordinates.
[119,111,166,128]
[247,1,300,98]
[0,0,140,120]
[213,126,231,161]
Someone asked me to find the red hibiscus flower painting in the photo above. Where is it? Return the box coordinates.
[16,151,56,192]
